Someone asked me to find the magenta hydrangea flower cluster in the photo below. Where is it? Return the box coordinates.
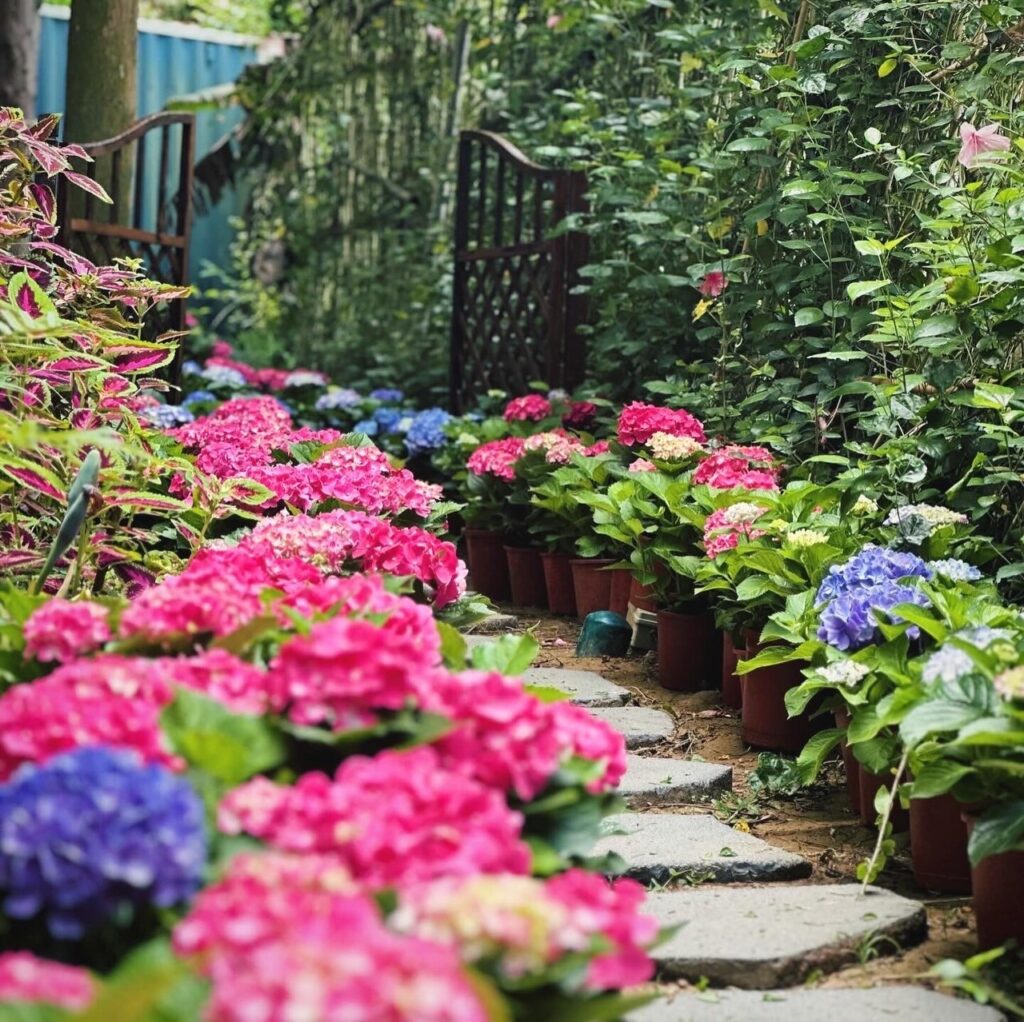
[616,401,706,447]
[693,445,780,491]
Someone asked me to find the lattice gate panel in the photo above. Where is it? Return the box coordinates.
[450,131,588,412]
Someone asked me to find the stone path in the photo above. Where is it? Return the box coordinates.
[489,653,999,1018]
[627,987,1005,1021]
[645,884,926,986]
[596,813,811,884]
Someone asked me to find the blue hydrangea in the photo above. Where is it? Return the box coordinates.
[353,419,379,436]
[140,404,195,428]
[816,545,932,605]
[817,582,931,651]
[316,388,362,411]
[200,365,247,388]
[283,370,327,389]
[369,388,404,403]
[405,407,452,456]
[0,747,206,940]
[929,558,982,583]
[373,407,403,434]
[182,389,216,407]
[922,644,976,686]
[181,359,203,376]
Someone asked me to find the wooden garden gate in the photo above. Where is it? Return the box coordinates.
[449,130,588,412]
[56,112,195,390]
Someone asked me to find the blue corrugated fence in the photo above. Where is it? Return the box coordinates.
[37,5,257,279]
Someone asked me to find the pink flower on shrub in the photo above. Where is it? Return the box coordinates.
[585,439,611,456]
[563,400,598,430]
[629,458,656,472]
[702,503,770,558]
[693,445,780,491]
[698,271,727,297]
[523,429,587,464]
[268,612,442,730]
[219,747,531,888]
[23,598,110,663]
[210,339,234,359]
[175,854,487,1022]
[427,670,626,800]
[503,394,552,422]
[467,436,527,481]
[617,402,706,447]
[392,869,656,989]
[0,952,95,1010]
[958,122,1011,168]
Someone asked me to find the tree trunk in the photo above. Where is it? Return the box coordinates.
[64,0,138,213]
[0,0,41,116]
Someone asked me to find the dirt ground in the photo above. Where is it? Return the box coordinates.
[509,611,1024,1004]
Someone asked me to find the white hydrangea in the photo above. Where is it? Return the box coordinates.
[851,495,878,516]
[721,501,769,525]
[648,431,703,461]
[818,660,870,688]
[786,528,829,548]
[885,504,968,528]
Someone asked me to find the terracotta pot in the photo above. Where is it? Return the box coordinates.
[739,657,823,754]
[910,795,971,894]
[858,763,909,832]
[834,709,861,814]
[721,633,743,710]
[608,568,633,617]
[964,814,1024,950]
[464,528,511,602]
[570,558,615,619]
[628,577,657,612]
[504,546,548,609]
[657,609,717,692]
[541,551,577,616]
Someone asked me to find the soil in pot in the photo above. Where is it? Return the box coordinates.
[721,632,742,710]
[657,609,718,692]
[608,568,633,617]
[504,546,548,609]
[571,558,615,620]
[739,657,824,754]
[964,814,1024,950]
[909,795,971,894]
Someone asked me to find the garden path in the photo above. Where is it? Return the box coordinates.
[466,623,1007,1022]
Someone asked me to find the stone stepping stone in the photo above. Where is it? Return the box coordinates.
[595,813,810,884]
[645,884,926,986]
[522,667,630,706]
[619,756,732,804]
[628,987,1005,1022]
[586,706,674,749]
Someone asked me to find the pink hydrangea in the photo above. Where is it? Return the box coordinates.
[393,870,655,991]
[523,430,587,465]
[267,611,442,730]
[693,445,780,491]
[0,952,95,1010]
[563,400,598,430]
[702,503,770,558]
[584,439,611,456]
[244,509,466,607]
[427,671,626,800]
[629,458,656,473]
[118,546,322,642]
[175,856,487,1022]
[467,437,527,482]
[23,598,110,663]
[503,394,552,422]
[0,655,182,779]
[0,649,275,778]
[545,870,658,989]
[218,747,531,888]
[617,402,706,447]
